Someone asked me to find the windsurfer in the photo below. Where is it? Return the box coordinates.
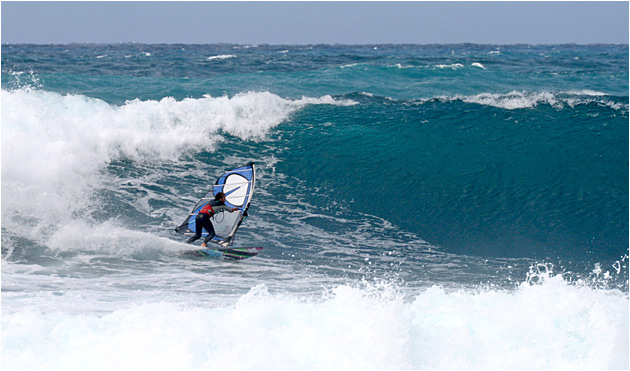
[186,192,239,247]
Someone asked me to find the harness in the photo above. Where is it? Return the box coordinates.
[199,201,216,216]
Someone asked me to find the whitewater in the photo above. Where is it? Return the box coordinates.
[1,44,628,370]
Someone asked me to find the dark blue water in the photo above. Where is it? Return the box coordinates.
[2,44,628,369]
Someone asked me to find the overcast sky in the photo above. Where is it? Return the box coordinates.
[2,1,628,45]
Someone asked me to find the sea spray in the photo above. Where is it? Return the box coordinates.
[2,274,627,370]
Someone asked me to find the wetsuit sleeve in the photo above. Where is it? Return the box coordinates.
[212,205,231,213]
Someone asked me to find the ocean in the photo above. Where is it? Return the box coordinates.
[1,43,628,369]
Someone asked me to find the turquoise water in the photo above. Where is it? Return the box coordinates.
[2,44,628,369]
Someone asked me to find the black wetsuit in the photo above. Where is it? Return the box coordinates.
[187,200,230,245]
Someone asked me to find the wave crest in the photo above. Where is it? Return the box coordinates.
[408,90,629,111]
[0,88,356,242]
[1,89,355,164]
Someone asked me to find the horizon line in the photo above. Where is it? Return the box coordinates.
[3,42,629,47]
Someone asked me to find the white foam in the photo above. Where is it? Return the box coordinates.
[389,63,415,69]
[471,62,486,69]
[422,90,627,112]
[435,91,562,110]
[434,63,464,69]
[207,54,236,60]
[564,89,608,97]
[386,63,467,70]
[470,91,560,109]
[1,88,355,170]
[2,278,627,369]
[45,220,180,257]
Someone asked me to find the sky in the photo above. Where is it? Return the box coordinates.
[1,1,628,45]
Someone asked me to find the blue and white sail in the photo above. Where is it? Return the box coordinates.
[176,162,256,247]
